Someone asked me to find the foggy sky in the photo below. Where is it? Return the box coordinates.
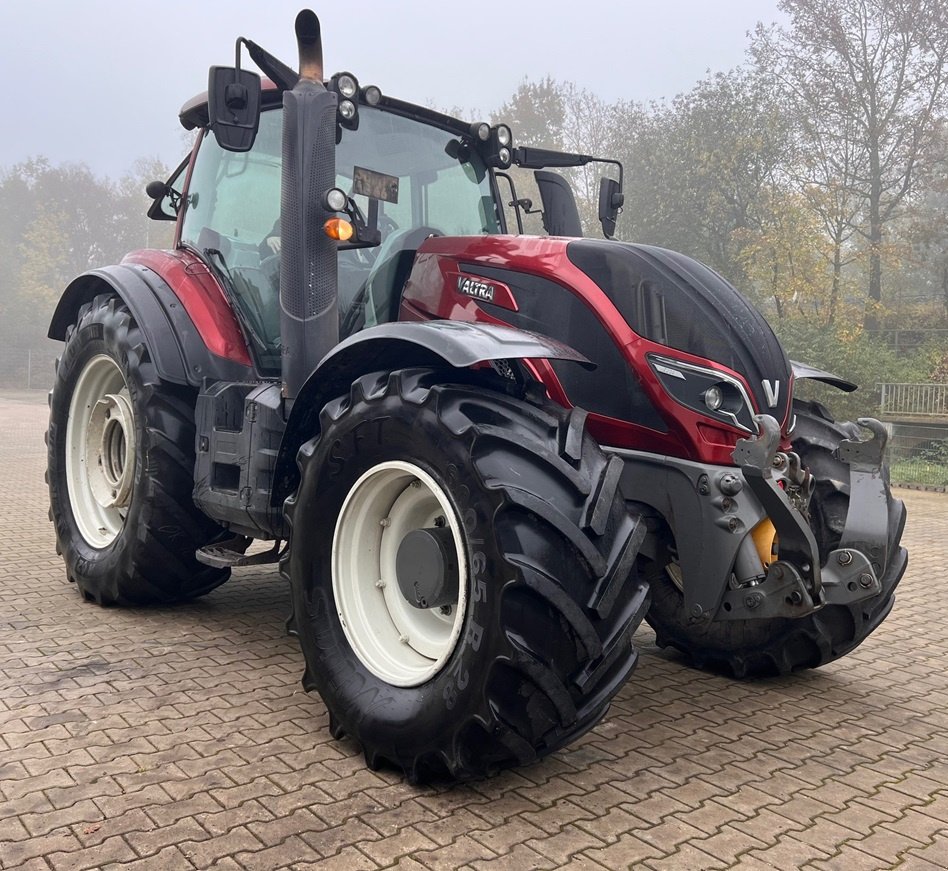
[1,0,784,178]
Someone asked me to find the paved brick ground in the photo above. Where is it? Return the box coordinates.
[2,388,947,871]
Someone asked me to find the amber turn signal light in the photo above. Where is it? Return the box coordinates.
[323,218,354,241]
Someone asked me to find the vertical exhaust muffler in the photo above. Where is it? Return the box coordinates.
[280,10,338,405]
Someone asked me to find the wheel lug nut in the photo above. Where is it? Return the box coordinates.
[380,517,391,527]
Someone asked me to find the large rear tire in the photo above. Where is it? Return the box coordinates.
[47,293,230,605]
[645,400,907,677]
[284,368,649,781]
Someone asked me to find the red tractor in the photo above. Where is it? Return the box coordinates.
[46,11,906,781]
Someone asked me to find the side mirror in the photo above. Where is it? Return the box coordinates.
[207,66,261,152]
[598,177,624,240]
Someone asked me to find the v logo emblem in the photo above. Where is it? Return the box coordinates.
[762,379,781,408]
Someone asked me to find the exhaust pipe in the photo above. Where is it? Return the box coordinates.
[279,9,338,405]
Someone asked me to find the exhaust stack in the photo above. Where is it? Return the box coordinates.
[295,9,323,82]
[279,10,338,404]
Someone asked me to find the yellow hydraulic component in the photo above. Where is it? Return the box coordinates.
[751,518,778,568]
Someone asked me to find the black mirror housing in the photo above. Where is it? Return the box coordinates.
[208,66,261,152]
[598,177,623,239]
[535,170,583,238]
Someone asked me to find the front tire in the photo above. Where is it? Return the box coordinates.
[47,293,230,605]
[285,369,649,781]
[645,399,907,677]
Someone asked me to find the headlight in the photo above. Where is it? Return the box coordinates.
[324,187,348,212]
[336,73,358,99]
[362,85,382,106]
[703,385,724,411]
[648,354,757,433]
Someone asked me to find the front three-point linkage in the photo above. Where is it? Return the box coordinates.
[725,415,886,621]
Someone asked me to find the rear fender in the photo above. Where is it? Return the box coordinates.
[48,264,252,387]
[271,320,592,507]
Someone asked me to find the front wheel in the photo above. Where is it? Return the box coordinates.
[47,293,230,605]
[284,369,649,781]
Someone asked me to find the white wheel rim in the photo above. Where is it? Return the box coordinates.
[332,461,468,687]
[65,355,136,548]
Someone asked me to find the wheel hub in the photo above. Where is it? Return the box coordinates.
[395,526,460,609]
[87,392,136,509]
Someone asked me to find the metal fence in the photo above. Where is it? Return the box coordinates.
[866,328,948,355]
[0,343,60,391]
[880,383,948,420]
[886,421,948,489]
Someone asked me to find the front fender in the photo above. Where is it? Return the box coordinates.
[271,320,592,507]
[791,360,857,393]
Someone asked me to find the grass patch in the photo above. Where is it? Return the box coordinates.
[890,460,948,487]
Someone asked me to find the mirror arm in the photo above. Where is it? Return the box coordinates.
[495,172,525,234]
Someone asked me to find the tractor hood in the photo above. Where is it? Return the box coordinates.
[566,239,793,430]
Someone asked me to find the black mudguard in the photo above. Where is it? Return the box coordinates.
[271,320,592,507]
[48,264,252,387]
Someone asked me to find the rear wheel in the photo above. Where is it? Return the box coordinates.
[284,368,649,781]
[645,400,907,677]
[47,293,230,605]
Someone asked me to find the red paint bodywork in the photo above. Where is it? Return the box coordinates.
[123,248,253,368]
[400,235,793,466]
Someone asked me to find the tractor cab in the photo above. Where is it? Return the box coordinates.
[172,89,503,373]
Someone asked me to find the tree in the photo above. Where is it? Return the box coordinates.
[754,0,948,329]
[492,77,568,149]
[614,68,792,289]
[0,156,170,351]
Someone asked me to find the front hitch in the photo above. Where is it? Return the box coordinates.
[720,415,884,621]
[732,415,822,596]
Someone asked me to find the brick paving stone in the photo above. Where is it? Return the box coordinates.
[808,843,895,871]
[3,395,948,871]
[643,843,728,869]
[124,817,210,858]
[291,845,378,870]
[526,823,606,865]
[745,833,835,869]
[193,798,276,838]
[301,817,381,858]
[177,827,265,868]
[102,844,196,870]
[46,834,138,871]
[412,834,499,870]
[468,842,558,870]
[580,832,665,868]
[232,834,315,870]
[357,825,438,866]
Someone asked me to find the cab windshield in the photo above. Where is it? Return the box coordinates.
[181,105,500,372]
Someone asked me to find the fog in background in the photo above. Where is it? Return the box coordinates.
[1,0,782,176]
[3,0,948,438]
